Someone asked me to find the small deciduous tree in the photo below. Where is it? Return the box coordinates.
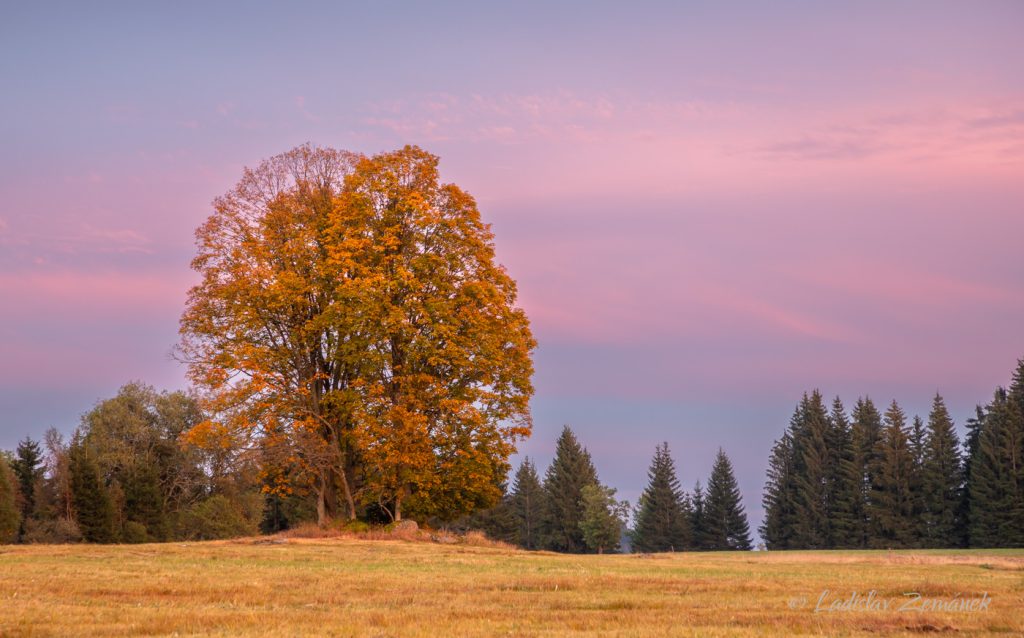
[579,483,626,554]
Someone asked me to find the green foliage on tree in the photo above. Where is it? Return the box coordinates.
[578,483,626,554]
[690,480,708,550]
[826,397,861,548]
[178,494,259,541]
[509,457,544,549]
[702,449,751,550]
[540,427,599,553]
[867,401,917,548]
[12,438,43,537]
[969,360,1024,547]
[760,428,797,550]
[920,394,964,547]
[123,465,168,542]
[792,391,830,548]
[849,397,883,547]
[68,444,117,544]
[632,443,690,553]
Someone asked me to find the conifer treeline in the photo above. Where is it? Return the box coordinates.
[471,427,752,553]
[761,358,1024,549]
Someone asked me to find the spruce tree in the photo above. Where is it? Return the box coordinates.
[0,455,20,544]
[509,457,544,549]
[68,444,117,544]
[540,426,599,553]
[761,424,798,549]
[850,397,883,547]
[909,415,928,543]
[632,443,690,552]
[969,361,1024,547]
[960,404,986,545]
[13,438,43,533]
[703,449,752,550]
[868,401,916,548]
[791,391,831,548]
[690,480,707,550]
[123,464,168,541]
[826,397,861,548]
[921,394,963,547]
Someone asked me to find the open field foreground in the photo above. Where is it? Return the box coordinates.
[1,538,1022,637]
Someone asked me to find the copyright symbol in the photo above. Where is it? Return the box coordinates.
[788,596,807,609]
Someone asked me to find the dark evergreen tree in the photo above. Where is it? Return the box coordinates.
[690,480,707,550]
[791,391,830,548]
[969,361,1024,547]
[909,415,928,543]
[632,443,690,552]
[850,397,883,547]
[868,401,916,548]
[68,444,117,543]
[12,438,43,534]
[123,464,168,541]
[962,403,987,544]
[761,424,798,549]
[509,457,544,549]
[826,397,861,548]
[921,394,963,547]
[702,449,752,550]
[540,426,599,553]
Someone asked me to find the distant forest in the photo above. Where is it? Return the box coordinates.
[2,356,1022,551]
[761,357,1024,550]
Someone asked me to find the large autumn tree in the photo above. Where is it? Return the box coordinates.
[179,144,535,525]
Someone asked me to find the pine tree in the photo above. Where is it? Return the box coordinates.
[632,443,690,552]
[791,391,830,548]
[509,457,544,549]
[850,397,883,547]
[868,401,917,548]
[0,455,20,544]
[921,394,963,547]
[12,438,43,535]
[826,397,861,548]
[703,449,752,550]
[540,426,599,553]
[68,444,117,544]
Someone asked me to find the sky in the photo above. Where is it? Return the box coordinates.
[2,1,1023,537]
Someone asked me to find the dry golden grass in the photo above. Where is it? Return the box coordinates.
[1,537,1021,637]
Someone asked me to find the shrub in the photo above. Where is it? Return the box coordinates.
[21,517,82,544]
[122,521,149,544]
[178,495,258,540]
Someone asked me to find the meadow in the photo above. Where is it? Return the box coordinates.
[1,533,1021,637]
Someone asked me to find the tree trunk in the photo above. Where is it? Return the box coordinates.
[316,475,328,528]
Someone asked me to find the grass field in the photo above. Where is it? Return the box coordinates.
[1,533,1022,637]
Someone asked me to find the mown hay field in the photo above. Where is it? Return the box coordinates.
[1,536,1022,637]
